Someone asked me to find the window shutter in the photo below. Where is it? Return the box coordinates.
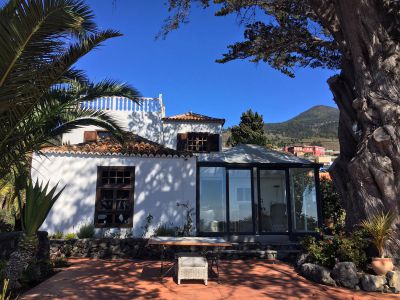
[177,133,188,151]
[84,131,97,142]
[207,134,220,152]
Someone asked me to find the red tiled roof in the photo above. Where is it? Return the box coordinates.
[41,134,192,158]
[162,112,225,125]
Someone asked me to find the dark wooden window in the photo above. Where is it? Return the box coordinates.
[177,132,219,152]
[94,166,135,228]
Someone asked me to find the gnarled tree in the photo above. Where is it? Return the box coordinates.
[162,0,400,255]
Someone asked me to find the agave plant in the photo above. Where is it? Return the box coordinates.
[360,211,396,258]
[5,179,64,289]
[22,180,64,235]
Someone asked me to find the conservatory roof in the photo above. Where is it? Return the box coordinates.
[197,144,317,165]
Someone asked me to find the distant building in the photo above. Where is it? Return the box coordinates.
[284,145,326,157]
[315,155,333,165]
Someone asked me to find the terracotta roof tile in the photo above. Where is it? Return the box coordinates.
[41,134,192,157]
[162,112,225,125]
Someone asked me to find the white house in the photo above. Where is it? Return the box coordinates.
[32,95,322,241]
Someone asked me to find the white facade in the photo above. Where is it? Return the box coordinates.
[32,152,197,237]
[32,94,227,237]
[162,121,223,150]
[62,95,223,150]
[62,96,165,145]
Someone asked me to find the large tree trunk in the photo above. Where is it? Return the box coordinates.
[325,0,400,257]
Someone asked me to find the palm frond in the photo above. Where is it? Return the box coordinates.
[77,79,140,101]
[0,0,97,92]
[0,0,139,185]
[0,78,139,180]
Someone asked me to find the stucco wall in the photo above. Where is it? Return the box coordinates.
[31,153,197,237]
[162,122,223,150]
[62,111,163,145]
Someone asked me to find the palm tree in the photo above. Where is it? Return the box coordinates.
[0,0,139,180]
[0,0,140,288]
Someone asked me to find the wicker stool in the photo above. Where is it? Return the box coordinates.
[175,252,208,285]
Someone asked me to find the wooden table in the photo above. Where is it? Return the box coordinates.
[147,237,232,282]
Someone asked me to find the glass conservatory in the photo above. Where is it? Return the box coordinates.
[196,144,322,238]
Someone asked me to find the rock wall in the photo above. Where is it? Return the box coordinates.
[49,238,297,260]
[297,259,400,294]
[50,238,157,259]
[0,231,49,261]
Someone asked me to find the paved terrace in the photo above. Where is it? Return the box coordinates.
[21,259,400,300]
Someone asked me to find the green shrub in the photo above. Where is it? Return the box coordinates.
[16,259,54,289]
[154,224,176,237]
[64,233,77,240]
[301,229,368,269]
[77,223,95,239]
[50,231,64,239]
[320,178,345,227]
[52,257,70,268]
[335,230,367,267]
[301,235,334,267]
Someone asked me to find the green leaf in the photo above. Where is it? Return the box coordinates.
[23,179,64,235]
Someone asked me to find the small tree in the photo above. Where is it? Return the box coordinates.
[230,109,267,146]
[320,178,345,227]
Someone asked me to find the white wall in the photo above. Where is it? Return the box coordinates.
[31,153,197,237]
[62,110,163,145]
[162,122,223,150]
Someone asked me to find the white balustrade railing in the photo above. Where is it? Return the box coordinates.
[81,96,164,113]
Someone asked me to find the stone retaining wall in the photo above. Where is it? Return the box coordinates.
[50,238,156,259]
[50,238,299,260]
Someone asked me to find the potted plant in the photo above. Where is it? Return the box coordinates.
[361,211,396,275]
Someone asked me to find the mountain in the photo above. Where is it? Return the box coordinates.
[260,105,340,150]
[222,105,340,150]
[264,105,339,140]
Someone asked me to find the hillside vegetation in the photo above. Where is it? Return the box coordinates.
[264,105,339,139]
[223,105,340,150]
[262,105,339,150]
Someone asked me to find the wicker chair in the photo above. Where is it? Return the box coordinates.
[175,252,208,285]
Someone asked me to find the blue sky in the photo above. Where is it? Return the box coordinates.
[76,1,337,127]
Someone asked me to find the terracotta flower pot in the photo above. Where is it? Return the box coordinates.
[371,257,394,275]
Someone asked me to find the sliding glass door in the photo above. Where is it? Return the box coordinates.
[228,169,253,233]
[259,169,288,233]
[289,168,318,232]
[199,167,227,232]
[198,165,319,235]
